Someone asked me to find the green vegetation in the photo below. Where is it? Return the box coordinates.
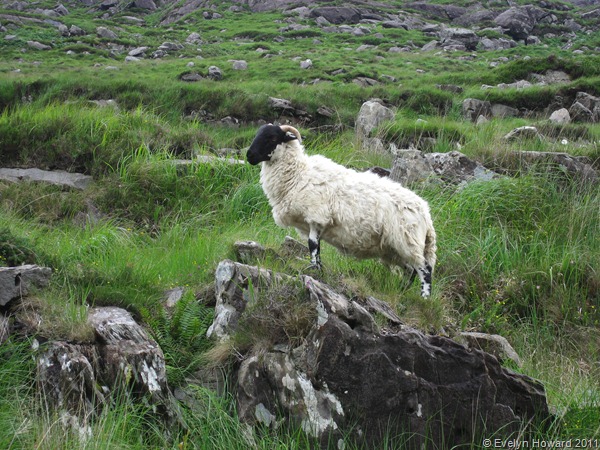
[0,1,599,448]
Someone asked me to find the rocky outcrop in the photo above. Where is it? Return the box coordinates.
[37,307,181,428]
[390,149,498,186]
[0,168,93,190]
[0,265,52,306]
[494,5,549,40]
[209,260,550,448]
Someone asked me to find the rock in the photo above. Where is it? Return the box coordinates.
[569,102,594,122]
[96,27,117,39]
[391,150,498,186]
[211,262,550,448]
[309,7,361,24]
[438,27,479,51]
[491,104,520,118]
[531,70,570,85]
[186,32,201,44]
[494,6,547,40]
[0,168,92,190]
[0,265,52,306]
[421,40,439,51]
[549,108,571,124]
[453,9,499,27]
[437,84,463,94]
[133,0,156,10]
[462,98,491,122]
[38,307,181,427]
[207,65,223,80]
[128,46,148,57]
[355,100,395,141]
[164,287,184,309]
[158,42,184,52]
[269,96,294,112]
[69,25,85,36]
[299,59,312,69]
[206,260,291,340]
[279,236,309,260]
[234,241,267,264]
[457,332,522,367]
[494,151,598,184]
[27,40,51,50]
[503,126,542,141]
[479,37,517,51]
[231,60,247,70]
[54,4,69,15]
[407,2,467,20]
[352,77,379,87]
[181,72,203,82]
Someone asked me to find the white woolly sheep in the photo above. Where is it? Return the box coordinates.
[246,124,437,297]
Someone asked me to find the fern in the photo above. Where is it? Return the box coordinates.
[146,291,214,387]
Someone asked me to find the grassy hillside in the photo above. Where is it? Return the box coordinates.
[0,1,599,448]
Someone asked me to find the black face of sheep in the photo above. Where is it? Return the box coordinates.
[246,124,298,165]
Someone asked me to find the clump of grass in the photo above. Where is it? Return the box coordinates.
[0,226,38,267]
[233,278,316,355]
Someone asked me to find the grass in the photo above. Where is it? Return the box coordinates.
[0,0,599,448]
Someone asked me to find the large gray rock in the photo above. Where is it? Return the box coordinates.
[438,27,479,51]
[96,26,118,39]
[211,261,550,448]
[309,6,361,24]
[38,307,181,427]
[391,150,498,186]
[494,6,548,40]
[549,108,571,124]
[355,100,395,141]
[0,168,92,190]
[0,265,52,306]
[462,98,491,122]
[27,40,51,50]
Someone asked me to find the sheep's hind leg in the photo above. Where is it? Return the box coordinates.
[416,263,433,298]
[306,226,322,270]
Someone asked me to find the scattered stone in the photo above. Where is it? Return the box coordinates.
[549,108,571,124]
[0,265,52,306]
[437,84,463,94]
[457,332,522,367]
[491,103,520,118]
[355,100,395,141]
[300,59,312,69]
[207,65,223,80]
[462,98,491,122]
[234,241,267,264]
[164,287,184,309]
[186,32,201,44]
[0,168,93,190]
[27,40,51,50]
[231,60,247,70]
[503,126,542,141]
[128,46,148,57]
[390,149,498,186]
[133,0,157,10]
[96,27,118,39]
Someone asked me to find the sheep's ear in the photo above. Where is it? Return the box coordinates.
[283,131,298,142]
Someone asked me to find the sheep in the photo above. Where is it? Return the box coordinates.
[246,124,437,297]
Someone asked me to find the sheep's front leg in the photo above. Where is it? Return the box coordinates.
[307,226,322,270]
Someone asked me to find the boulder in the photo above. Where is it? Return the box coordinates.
[355,100,395,141]
[133,0,157,10]
[309,7,361,24]
[493,151,598,184]
[462,98,491,122]
[38,307,181,426]
[438,27,479,51]
[569,102,594,122]
[391,150,498,186]
[491,103,520,118]
[503,126,542,141]
[210,261,550,448]
[0,265,52,306]
[549,108,571,124]
[494,6,547,40]
[96,26,118,39]
[27,40,51,50]
[207,65,223,80]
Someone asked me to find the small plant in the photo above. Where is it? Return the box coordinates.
[0,227,38,267]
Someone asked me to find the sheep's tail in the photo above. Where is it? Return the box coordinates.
[280,125,302,143]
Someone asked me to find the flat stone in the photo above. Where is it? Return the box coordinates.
[0,168,92,190]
